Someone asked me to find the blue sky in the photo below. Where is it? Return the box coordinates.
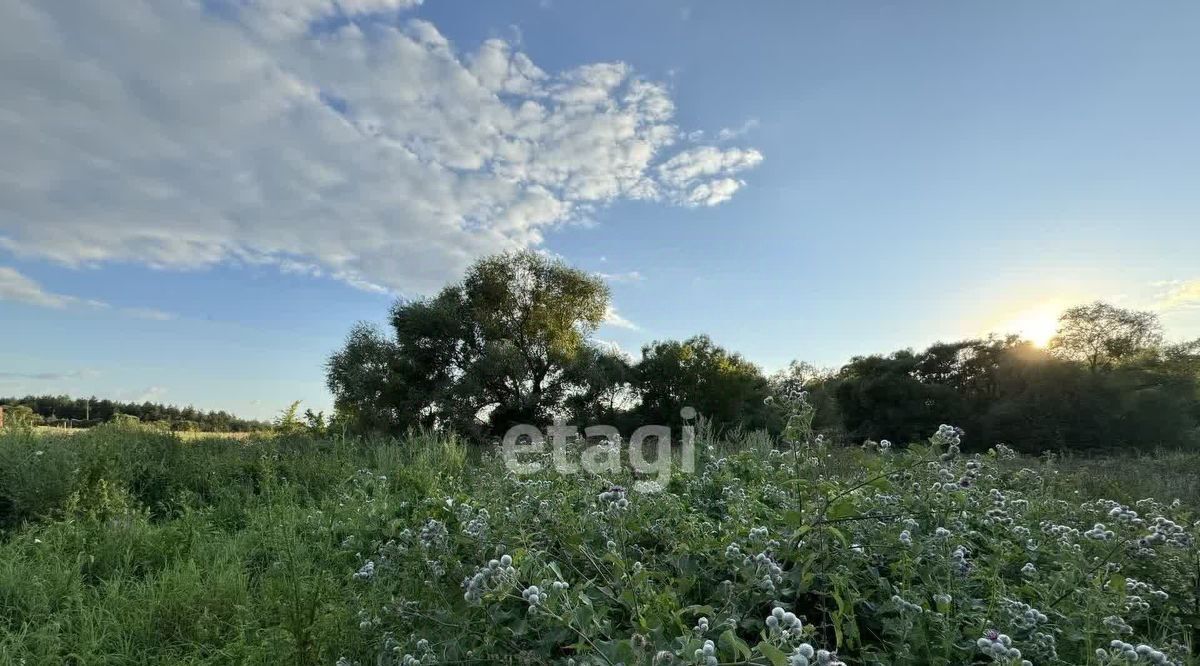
[2,0,1199,420]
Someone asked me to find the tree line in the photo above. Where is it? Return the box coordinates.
[0,395,267,432]
[328,252,1200,452]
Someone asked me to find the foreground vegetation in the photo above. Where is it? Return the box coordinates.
[1,415,1198,665]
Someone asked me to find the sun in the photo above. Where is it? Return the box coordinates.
[1004,305,1061,347]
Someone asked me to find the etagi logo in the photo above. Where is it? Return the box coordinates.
[500,407,698,493]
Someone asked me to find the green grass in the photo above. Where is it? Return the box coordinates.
[1,424,1197,665]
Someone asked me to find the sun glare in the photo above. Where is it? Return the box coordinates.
[1005,306,1061,347]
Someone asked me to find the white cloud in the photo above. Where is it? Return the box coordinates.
[1155,279,1200,311]
[602,305,639,330]
[657,147,764,206]
[126,386,168,403]
[0,267,75,309]
[122,307,178,321]
[0,266,175,320]
[0,1,762,295]
[716,118,760,142]
[0,369,98,382]
[597,270,644,283]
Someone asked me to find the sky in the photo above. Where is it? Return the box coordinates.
[2,0,1199,421]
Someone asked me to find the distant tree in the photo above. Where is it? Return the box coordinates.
[1048,302,1163,371]
[0,405,38,430]
[634,335,773,432]
[0,394,266,431]
[110,413,141,427]
[327,250,610,438]
[769,360,833,396]
[303,408,327,433]
[274,400,305,435]
[831,350,968,445]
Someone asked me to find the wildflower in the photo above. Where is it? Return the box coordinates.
[976,631,1020,662]
[899,530,913,547]
[419,519,448,549]
[352,560,375,581]
[950,545,970,575]
[992,443,1017,459]
[891,594,922,613]
[462,509,489,540]
[694,639,718,666]
[1103,615,1134,635]
[521,585,543,611]
[934,424,963,459]
[1085,523,1115,541]
[767,606,803,637]
[1021,562,1037,576]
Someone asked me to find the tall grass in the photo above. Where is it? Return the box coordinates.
[0,424,1197,664]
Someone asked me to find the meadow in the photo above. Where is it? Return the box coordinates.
[1,415,1198,666]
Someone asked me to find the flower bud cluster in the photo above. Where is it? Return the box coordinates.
[598,486,630,512]
[462,554,515,603]
[419,519,448,550]
[1085,523,1115,541]
[1098,641,1175,665]
[976,630,1029,664]
[766,606,803,637]
[934,424,963,460]
[891,594,922,614]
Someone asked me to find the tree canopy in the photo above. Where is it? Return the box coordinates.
[0,395,266,431]
[1048,301,1164,371]
[327,250,611,437]
[328,255,1200,453]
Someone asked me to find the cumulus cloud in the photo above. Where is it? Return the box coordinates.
[657,147,764,206]
[0,1,762,295]
[0,266,175,320]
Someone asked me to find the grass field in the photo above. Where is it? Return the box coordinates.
[33,425,260,441]
[1,423,1198,665]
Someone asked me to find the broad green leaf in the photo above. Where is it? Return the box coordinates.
[756,643,789,666]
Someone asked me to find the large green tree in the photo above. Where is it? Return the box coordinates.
[1048,302,1163,371]
[326,251,610,438]
[634,335,774,432]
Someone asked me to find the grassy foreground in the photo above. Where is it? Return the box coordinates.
[1,424,1198,665]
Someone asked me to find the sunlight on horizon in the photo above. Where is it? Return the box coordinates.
[993,302,1063,347]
